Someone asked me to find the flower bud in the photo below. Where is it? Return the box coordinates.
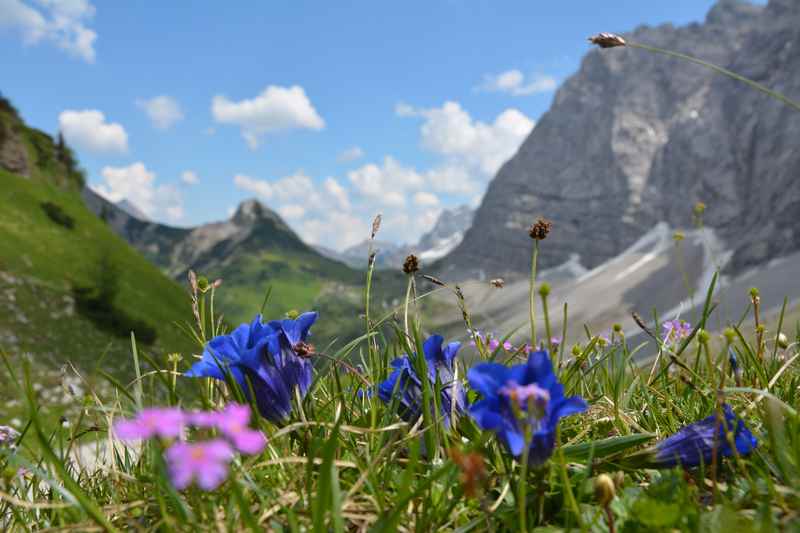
[538,282,551,297]
[613,323,622,333]
[749,287,760,299]
[723,328,736,343]
[693,202,706,216]
[673,231,685,242]
[571,344,582,357]
[612,471,624,491]
[594,474,616,506]
[697,329,710,344]
[777,333,789,349]
[197,276,209,292]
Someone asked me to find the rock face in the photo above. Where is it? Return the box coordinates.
[0,121,30,178]
[442,0,800,280]
[417,205,474,263]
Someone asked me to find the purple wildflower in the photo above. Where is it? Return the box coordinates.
[468,350,587,465]
[627,404,757,468]
[0,425,20,447]
[377,335,466,428]
[114,408,185,440]
[488,338,500,351]
[502,341,513,351]
[523,344,533,355]
[662,319,692,344]
[165,439,234,491]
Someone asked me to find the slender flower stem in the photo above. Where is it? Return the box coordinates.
[540,290,552,353]
[518,428,532,532]
[627,41,800,113]
[529,241,540,348]
[403,274,414,340]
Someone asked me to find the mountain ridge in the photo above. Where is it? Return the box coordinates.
[441,0,799,281]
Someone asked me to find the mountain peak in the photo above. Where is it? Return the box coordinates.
[706,0,762,25]
[232,198,280,226]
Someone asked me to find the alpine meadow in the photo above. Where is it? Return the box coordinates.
[1,1,800,531]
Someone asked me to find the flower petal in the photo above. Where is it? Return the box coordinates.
[423,335,445,363]
[467,363,510,399]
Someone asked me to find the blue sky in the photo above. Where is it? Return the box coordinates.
[1,0,736,249]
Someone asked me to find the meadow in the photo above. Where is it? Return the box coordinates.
[1,34,799,532]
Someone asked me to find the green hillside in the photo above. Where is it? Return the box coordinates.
[0,99,196,376]
[0,169,196,370]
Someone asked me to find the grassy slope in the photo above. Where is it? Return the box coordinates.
[0,169,196,374]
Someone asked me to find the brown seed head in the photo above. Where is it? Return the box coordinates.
[588,32,627,48]
[422,274,447,287]
[293,341,316,359]
[370,214,382,240]
[490,278,505,288]
[402,254,420,274]
[529,218,553,240]
[449,448,488,498]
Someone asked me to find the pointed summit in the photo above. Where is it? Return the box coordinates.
[231,198,281,226]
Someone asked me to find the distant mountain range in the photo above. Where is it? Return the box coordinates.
[81,191,408,341]
[317,205,474,269]
[442,0,800,282]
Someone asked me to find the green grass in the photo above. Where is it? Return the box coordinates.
[0,169,195,376]
[0,259,797,531]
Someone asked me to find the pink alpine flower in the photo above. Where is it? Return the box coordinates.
[215,404,267,455]
[114,408,185,440]
[188,405,266,455]
[165,439,234,491]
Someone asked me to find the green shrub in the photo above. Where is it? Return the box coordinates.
[40,201,75,229]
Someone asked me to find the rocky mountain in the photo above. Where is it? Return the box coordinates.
[417,205,474,263]
[318,205,474,270]
[442,0,800,281]
[116,199,150,221]
[82,193,410,341]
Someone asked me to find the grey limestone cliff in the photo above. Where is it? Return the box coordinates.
[442,0,799,280]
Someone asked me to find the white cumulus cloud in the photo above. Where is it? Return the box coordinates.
[137,95,184,130]
[395,100,533,199]
[413,191,439,207]
[0,0,97,62]
[212,85,325,149]
[181,170,199,185]
[92,162,184,222]
[347,156,423,206]
[478,69,557,96]
[232,171,365,249]
[59,109,128,155]
[337,145,364,163]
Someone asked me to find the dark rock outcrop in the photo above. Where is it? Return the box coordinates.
[443,0,799,280]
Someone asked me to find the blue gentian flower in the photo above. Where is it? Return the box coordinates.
[468,350,587,465]
[650,403,757,468]
[377,335,465,428]
[185,312,317,424]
